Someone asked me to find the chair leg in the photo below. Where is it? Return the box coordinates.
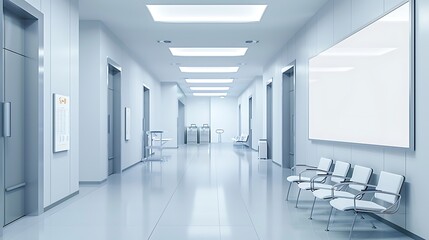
[285,182,292,201]
[371,221,377,229]
[366,213,377,229]
[295,188,301,208]
[309,197,317,220]
[360,213,376,229]
[326,207,334,231]
[349,212,358,240]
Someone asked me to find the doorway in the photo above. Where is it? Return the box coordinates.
[142,87,150,158]
[238,104,241,136]
[266,82,273,160]
[282,65,296,168]
[248,97,253,149]
[1,1,43,226]
[177,101,185,145]
[107,61,121,175]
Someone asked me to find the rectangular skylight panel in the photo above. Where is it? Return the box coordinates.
[170,48,248,57]
[186,79,234,83]
[146,5,267,23]
[190,87,230,91]
[193,93,228,97]
[180,67,239,73]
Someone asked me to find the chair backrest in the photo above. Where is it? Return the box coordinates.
[375,171,405,204]
[349,165,373,191]
[316,157,333,175]
[331,161,351,183]
[240,135,249,142]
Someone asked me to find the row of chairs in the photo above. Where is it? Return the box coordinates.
[285,157,405,239]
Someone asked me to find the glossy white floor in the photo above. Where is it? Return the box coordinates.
[1,144,411,240]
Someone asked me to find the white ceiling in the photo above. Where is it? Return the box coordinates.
[79,0,328,97]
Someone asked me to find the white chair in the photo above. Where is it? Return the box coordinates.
[296,161,351,208]
[328,171,405,239]
[285,157,333,206]
[310,165,373,220]
[233,134,249,148]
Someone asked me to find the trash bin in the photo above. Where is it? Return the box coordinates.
[215,129,224,143]
[258,139,267,159]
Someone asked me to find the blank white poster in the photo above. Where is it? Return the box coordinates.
[309,3,411,148]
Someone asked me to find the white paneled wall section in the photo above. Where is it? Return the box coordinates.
[21,0,80,209]
[239,0,427,238]
[210,97,237,143]
[186,97,238,143]
[79,21,162,182]
[237,77,264,150]
[160,83,180,148]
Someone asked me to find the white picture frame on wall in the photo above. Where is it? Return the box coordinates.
[53,94,70,152]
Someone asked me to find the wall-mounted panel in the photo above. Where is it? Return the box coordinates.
[309,3,412,148]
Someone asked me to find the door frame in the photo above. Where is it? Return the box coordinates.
[282,61,296,169]
[266,81,273,161]
[1,0,44,229]
[142,85,150,159]
[107,58,122,174]
[248,97,253,149]
[238,104,241,136]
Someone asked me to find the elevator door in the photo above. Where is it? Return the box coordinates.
[3,11,27,225]
[4,51,26,225]
[108,70,114,175]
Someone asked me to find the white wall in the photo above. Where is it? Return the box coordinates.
[186,97,211,126]
[79,21,162,182]
[210,97,237,143]
[160,83,179,148]
[240,0,428,238]
[238,77,264,149]
[22,0,80,208]
[186,97,238,143]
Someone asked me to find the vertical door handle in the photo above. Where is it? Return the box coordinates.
[3,102,11,137]
[108,115,110,134]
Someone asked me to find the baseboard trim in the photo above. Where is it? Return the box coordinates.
[123,160,142,172]
[79,179,107,185]
[44,191,79,212]
[272,160,281,167]
[368,213,424,240]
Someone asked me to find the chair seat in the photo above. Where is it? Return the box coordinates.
[287,175,311,183]
[313,189,356,199]
[298,182,331,190]
[330,198,386,212]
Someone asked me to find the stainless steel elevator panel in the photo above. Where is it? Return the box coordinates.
[108,71,114,175]
[2,1,44,227]
[4,50,26,225]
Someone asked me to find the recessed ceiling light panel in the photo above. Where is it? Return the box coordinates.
[169,48,248,57]
[193,93,228,97]
[190,87,230,91]
[146,5,267,23]
[186,79,234,83]
[179,67,239,73]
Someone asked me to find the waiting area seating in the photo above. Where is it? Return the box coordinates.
[232,134,249,146]
[296,160,351,208]
[285,157,333,205]
[284,158,405,239]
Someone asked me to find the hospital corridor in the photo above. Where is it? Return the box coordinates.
[0,0,427,239]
